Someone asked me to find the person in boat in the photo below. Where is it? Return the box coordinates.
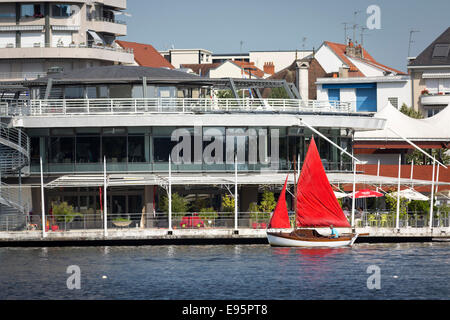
[329,225,339,239]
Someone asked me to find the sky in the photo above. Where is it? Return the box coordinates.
[122,0,450,72]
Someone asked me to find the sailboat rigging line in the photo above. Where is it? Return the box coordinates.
[298,118,363,164]
[387,127,447,169]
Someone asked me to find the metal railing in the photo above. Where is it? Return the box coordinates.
[1,211,448,232]
[354,210,450,228]
[0,72,47,80]
[0,43,133,54]
[3,98,355,117]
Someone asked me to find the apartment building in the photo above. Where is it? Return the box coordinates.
[0,0,134,82]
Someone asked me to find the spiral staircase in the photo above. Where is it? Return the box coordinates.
[0,121,30,231]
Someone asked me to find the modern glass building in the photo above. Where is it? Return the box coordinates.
[0,65,386,229]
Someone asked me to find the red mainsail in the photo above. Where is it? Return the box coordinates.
[268,176,291,229]
[296,138,350,228]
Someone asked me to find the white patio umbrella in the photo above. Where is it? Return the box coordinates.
[334,191,348,199]
[388,188,429,201]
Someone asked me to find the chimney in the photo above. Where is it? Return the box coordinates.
[264,62,275,75]
[296,61,310,100]
[345,39,356,58]
[339,66,350,78]
[355,44,363,58]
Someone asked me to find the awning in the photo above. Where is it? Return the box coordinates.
[44,172,450,189]
[52,25,80,31]
[87,30,105,45]
[423,72,450,79]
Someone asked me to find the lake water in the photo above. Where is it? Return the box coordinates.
[0,243,449,300]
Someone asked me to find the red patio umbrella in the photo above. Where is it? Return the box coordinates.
[349,189,384,199]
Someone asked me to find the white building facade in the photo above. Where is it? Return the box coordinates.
[0,0,133,81]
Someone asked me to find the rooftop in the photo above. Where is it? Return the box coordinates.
[408,27,450,68]
[116,41,175,69]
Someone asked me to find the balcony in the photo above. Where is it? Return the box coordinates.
[420,93,450,106]
[4,98,355,117]
[87,17,127,36]
[0,43,134,64]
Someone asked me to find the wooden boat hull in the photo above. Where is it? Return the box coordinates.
[267,230,358,248]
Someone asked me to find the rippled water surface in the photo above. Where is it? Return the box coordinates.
[0,243,449,300]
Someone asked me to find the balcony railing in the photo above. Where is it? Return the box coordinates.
[3,98,355,117]
[0,42,133,54]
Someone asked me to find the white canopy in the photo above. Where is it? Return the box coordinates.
[44,172,450,189]
[387,188,430,201]
[355,103,450,141]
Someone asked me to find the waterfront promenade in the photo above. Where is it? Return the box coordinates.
[1,227,449,246]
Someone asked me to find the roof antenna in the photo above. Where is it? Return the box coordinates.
[408,29,420,57]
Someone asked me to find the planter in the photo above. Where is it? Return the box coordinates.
[113,220,132,228]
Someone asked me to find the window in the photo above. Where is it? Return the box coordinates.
[128,136,145,163]
[427,108,442,118]
[388,97,399,109]
[64,86,84,99]
[52,4,73,18]
[30,137,40,165]
[76,136,100,163]
[21,4,44,18]
[432,44,450,58]
[50,137,74,163]
[102,136,127,163]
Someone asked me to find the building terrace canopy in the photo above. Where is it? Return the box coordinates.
[26,65,289,89]
[355,103,450,142]
[44,172,450,189]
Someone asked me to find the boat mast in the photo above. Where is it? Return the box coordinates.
[293,154,297,230]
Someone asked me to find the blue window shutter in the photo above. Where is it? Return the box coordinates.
[328,88,340,101]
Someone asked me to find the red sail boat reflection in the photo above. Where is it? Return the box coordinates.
[267,137,358,247]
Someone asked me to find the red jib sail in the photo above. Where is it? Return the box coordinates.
[268,176,290,229]
[296,138,350,228]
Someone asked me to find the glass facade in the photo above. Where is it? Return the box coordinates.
[27,126,352,174]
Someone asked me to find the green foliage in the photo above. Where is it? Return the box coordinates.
[259,191,277,213]
[385,193,410,218]
[52,202,82,223]
[399,103,424,119]
[215,90,233,99]
[221,194,235,212]
[198,207,218,220]
[113,217,131,222]
[248,202,259,213]
[160,193,189,214]
[268,87,289,99]
[190,198,208,212]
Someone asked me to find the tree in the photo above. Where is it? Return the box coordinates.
[215,90,233,99]
[52,202,82,223]
[160,193,189,214]
[399,103,424,119]
[221,194,235,212]
[268,87,290,99]
[259,191,277,213]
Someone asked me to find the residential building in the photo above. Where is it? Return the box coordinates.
[159,48,213,69]
[249,50,312,74]
[181,60,267,79]
[116,40,175,69]
[408,27,450,117]
[267,40,410,112]
[0,0,134,82]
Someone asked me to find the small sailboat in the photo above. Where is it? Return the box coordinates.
[267,138,358,247]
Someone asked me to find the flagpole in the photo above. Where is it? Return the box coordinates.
[351,160,356,230]
[396,154,401,231]
[168,155,172,231]
[103,156,108,237]
[429,157,436,231]
[234,154,238,231]
[40,157,46,238]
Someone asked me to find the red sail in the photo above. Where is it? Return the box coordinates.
[296,138,350,228]
[268,176,291,229]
